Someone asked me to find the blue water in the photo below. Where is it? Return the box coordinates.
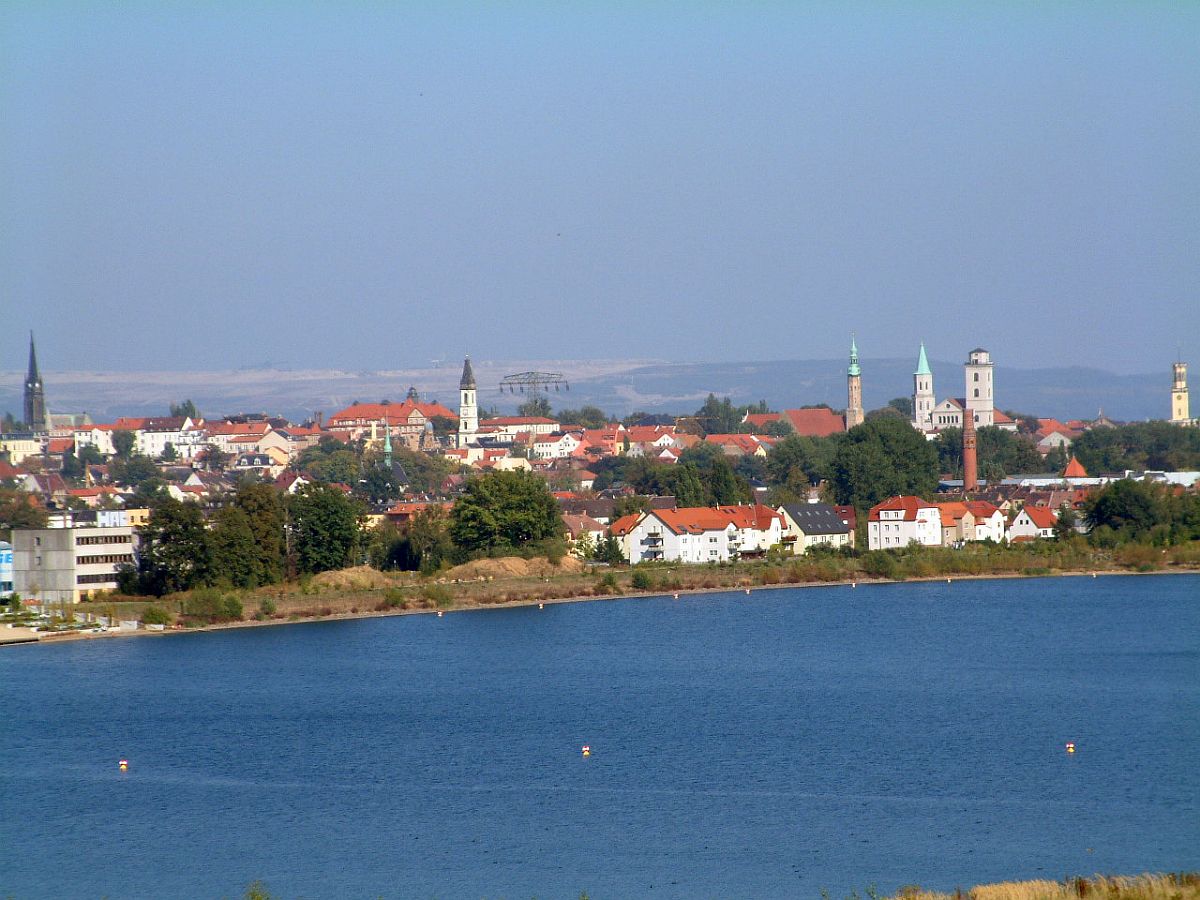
[1,575,1197,899]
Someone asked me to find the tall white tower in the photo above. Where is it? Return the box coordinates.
[457,356,478,448]
[963,347,994,427]
[912,343,935,431]
[1171,361,1190,423]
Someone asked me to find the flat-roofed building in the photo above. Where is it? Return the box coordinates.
[12,524,138,603]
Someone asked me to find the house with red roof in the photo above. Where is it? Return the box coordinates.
[617,505,783,564]
[963,500,1006,543]
[325,399,455,450]
[1008,505,1058,541]
[867,496,941,550]
[704,433,772,457]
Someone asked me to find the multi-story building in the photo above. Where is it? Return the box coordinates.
[12,518,138,603]
[777,503,854,554]
[867,496,942,550]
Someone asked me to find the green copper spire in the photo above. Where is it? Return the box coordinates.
[915,342,931,376]
[382,418,393,471]
[847,336,861,377]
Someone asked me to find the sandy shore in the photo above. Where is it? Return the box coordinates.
[7,566,1196,649]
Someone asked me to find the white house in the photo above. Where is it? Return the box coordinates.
[867,496,942,550]
[1007,506,1057,541]
[964,501,1007,543]
[613,505,782,565]
[777,503,854,554]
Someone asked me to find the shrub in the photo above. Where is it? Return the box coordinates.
[259,597,277,617]
[631,570,653,590]
[383,587,408,609]
[421,584,454,608]
[141,605,172,626]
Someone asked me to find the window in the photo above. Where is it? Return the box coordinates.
[974,389,979,398]
[974,373,979,382]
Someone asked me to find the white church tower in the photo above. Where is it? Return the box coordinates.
[457,356,478,448]
[912,343,935,431]
[964,347,994,427]
[1171,361,1190,424]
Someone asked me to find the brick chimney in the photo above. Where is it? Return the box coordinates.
[963,412,978,493]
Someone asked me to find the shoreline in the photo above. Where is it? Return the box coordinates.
[9,565,1198,648]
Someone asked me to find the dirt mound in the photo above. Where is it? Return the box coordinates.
[444,556,585,580]
[311,566,396,591]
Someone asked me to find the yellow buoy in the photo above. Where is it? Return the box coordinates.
[1066,742,1076,753]
[118,759,128,771]
[581,745,591,757]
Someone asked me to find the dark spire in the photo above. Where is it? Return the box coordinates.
[24,331,48,432]
[459,355,476,390]
[27,331,40,382]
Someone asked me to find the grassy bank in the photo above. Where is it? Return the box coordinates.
[232,873,1200,900]
[45,538,1200,633]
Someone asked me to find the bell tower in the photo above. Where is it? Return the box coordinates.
[912,343,934,431]
[963,347,994,427]
[845,337,864,429]
[1171,361,1189,423]
[457,356,478,448]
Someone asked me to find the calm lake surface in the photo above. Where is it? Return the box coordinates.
[2,575,1197,899]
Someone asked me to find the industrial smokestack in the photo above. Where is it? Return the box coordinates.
[963,413,978,493]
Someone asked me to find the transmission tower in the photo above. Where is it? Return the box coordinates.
[498,371,570,398]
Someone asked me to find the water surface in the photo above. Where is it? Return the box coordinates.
[2,575,1197,898]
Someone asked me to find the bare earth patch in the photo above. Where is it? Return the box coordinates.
[442,556,585,580]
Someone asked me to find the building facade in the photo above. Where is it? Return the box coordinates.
[12,524,138,603]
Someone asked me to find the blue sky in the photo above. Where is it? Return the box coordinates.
[3,2,1197,373]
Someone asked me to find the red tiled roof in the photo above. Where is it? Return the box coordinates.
[1020,505,1058,529]
[782,408,845,437]
[1063,456,1088,478]
[609,513,642,536]
[868,495,937,522]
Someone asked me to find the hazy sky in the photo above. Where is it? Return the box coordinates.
[3,3,1197,374]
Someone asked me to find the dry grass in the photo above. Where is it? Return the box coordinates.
[892,873,1200,900]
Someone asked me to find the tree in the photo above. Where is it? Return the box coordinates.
[169,399,199,419]
[678,444,749,505]
[0,487,48,537]
[1053,504,1079,541]
[556,405,609,429]
[887,397,914,418]
[233,483,286,584]
[595,534,626,565]
[356,466,404,506]
[766,435,836,489]
[110,455,161,488]
[517,395,553,418]
[1084,480,1164,538]
[77,444,105,466]
[831,417,938,509]
[761,419,794,438]
[288,483,364,574]
[407,506,454,572]
[691,394,743,435]
[208,506,260,588]
[1072,421,1200,473]
[60,450,84,480]
[865,406,906,422]
[198,443,231,471]
[134,498,212,595]
[160,442,178,462]
[112,430,136,460]
[296,439,360,484]
[449,470,562,555]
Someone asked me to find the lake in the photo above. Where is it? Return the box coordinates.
[1,574,1197,899]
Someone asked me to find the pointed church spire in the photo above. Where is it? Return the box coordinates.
[847,336,861,377]
[24,331,48,432]
[27,332,40,382]
[915,342,931,376]
[382,417,393,471]
[459,355,476,390]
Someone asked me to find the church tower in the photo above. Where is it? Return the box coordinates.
[912,343,935,431]
[845,337,864,429]
[23,332,48,433]
[1171,361,1189,423]
[457,356,478,448]
[963,347,994,427]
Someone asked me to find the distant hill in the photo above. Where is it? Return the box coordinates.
[0,357,1173,424]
